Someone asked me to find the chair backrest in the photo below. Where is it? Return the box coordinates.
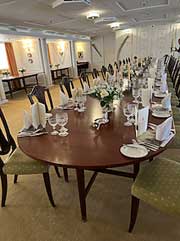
[59,76,73,98]
[92,68,99,79]
[108,64,114,75]
[28,85,53,112]
[0,108,16,157]
[79,72,90,89]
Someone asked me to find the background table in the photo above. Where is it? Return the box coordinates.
[2,73,40,98]
[18,96,169,221]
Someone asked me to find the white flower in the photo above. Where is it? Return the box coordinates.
[100,89,109,98]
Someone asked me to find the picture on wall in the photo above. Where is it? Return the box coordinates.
[78,51,84,59]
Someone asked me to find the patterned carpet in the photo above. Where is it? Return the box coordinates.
[1,84,180,241]
[0,167,180,241]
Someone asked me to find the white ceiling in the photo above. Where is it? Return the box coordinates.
[0,0,180,37]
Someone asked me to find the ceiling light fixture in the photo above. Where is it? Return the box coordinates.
[87,11,100,20]
[109,22,121,29]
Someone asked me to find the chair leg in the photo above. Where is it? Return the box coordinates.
[43,173,56,207]
[128,195,140,233]
[1,173,7,207]
[14,175,18,184]
[63,168,69,182]
[54,166,61,178]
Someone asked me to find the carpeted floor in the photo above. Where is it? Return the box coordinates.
[0,82,180,241]
[0,168,180,241]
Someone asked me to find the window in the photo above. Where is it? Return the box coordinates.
[0,43,9,70]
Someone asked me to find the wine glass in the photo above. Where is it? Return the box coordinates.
[77,96,85,112]
[48,117,58,135]
[56,112,68,137]
[123,103,133,126]
[128,103,137,124]
[132,88,140,103]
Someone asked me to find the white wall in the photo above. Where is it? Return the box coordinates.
[48,40,72,69]
[116,23,180,61]
[91,32,115,70]
[75,41,91,65]
[12,39,43,73]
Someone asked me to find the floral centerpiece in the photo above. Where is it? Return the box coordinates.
[2,69,10,77]
[89,83,123,125]
[55,64,60,69]
[19,68,26,74]
[90,84,122,112]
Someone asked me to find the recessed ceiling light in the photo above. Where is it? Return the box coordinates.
[109,22,121,28]
[87,11,100,20]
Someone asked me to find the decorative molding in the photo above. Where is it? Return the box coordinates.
[91,43,102,57]
[116,35,129,61]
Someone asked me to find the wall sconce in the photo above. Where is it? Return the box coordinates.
[57,41,65,56]
[22,39,33,52]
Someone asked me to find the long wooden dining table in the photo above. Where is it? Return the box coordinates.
[18,95,172,221]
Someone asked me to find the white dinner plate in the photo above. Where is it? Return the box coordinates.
[120,144,148,158]
[154,93,167,98]
[152,111,171,118]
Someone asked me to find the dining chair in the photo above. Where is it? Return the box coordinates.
[92,68,100,79]
[0,108,55,207]
[101,66,107,80]
[59,75,74,98]
[128,158,180,232]
[79,72,90,89]
[28,85,53,113]
[27,85,69,181]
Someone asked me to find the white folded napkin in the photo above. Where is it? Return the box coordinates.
[83,82,90,92]
[23,111,32,130]
[156,117,173,141]
[161,93,171,110]
[148,78,154,91]
[141,89,151,107]
[149,68,156,78]
[160,81,168,93]
[160,132,175,147]
[60,90,69,106]
[137,106,149,136]
[31,103,46,129]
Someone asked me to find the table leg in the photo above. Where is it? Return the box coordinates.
[76,169,87,222]
[133,163,140,181]
[22,78,27,93]
[35,74,39,85]
[7,81,13,98]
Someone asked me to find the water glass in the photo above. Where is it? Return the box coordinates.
[48,117,58,135]
[56,112,68,137]
[132,88,140,103]
[123,103,133,126]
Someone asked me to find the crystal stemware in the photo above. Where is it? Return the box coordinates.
[56,112,68,137]
[132,88,140,103]
[48,117,58,135]
[123,103,133,126]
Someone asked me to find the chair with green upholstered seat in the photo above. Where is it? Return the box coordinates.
[0,108,55,207]
[129,158,180,232]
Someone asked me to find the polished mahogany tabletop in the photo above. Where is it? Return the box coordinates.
[18,96,168,169]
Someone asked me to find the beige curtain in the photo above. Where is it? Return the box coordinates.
[47,44,52,65]
[5,42,20,89]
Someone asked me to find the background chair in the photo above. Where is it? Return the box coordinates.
[28,85,53,113]
[59,75,74,98]
[0,108,55,207]
[129,158,180,232]
[27,85,69,181]
[79,72,90,89]
[101,66,107,80]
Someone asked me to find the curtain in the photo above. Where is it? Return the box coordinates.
[47,44,52,65]
[5,42,20,89]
